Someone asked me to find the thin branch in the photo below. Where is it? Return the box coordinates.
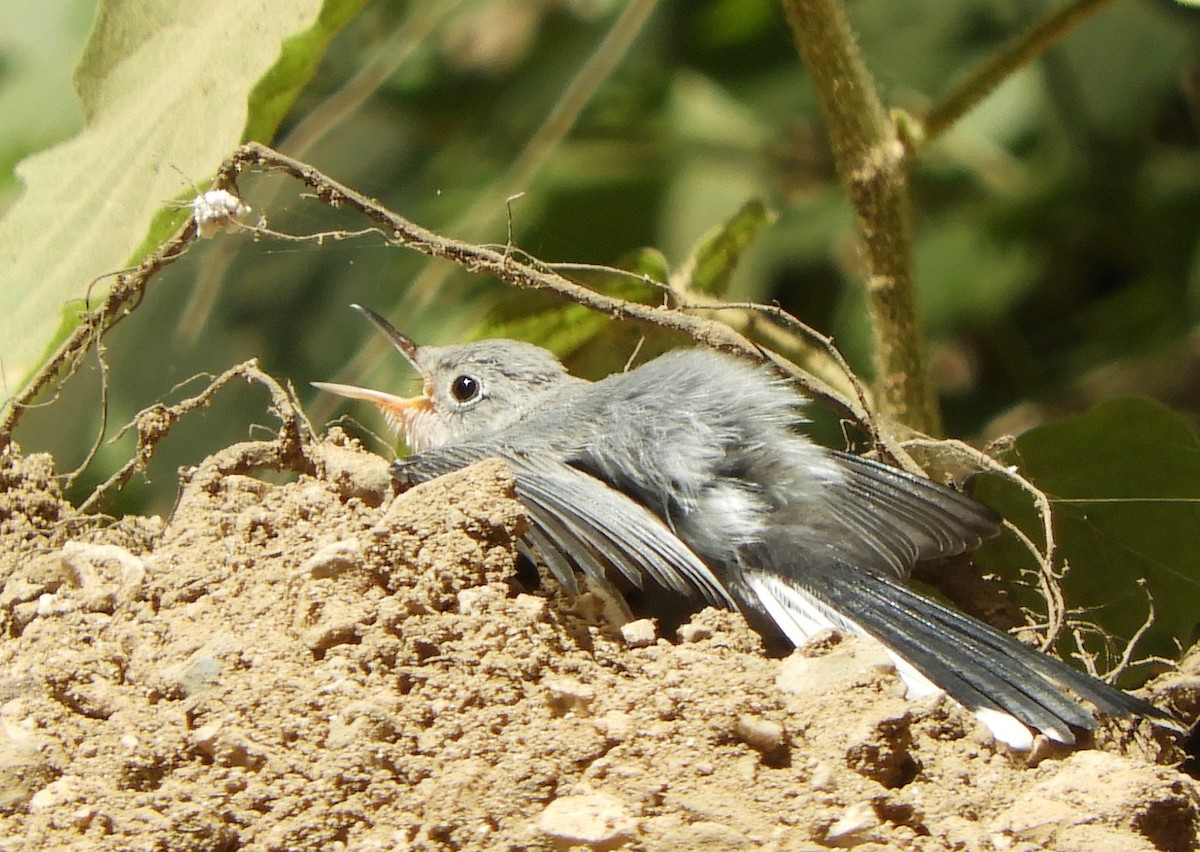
[0,215,200,447]
[1104,579,1158,684]
[780,0,939,435]
[903,435,1065,651]
[221,142,872,427]
[78,360,315,513]
[1069,622,1104,678]
[178,2,473,346]
[916,0,1121,148]
[62,342,112,489]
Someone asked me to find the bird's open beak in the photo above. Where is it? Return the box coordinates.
[310,381,432,421]
[311,304,432,434]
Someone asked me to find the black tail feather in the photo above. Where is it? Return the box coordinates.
[743,553,1165,744]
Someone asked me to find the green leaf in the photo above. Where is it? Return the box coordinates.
[679,199,777,296]
[480,303,614,358]
[476,259,663,359]
[0,0,367,418]
[618,247,670,286]
[244,0,369,143]
[0,0,94,208]
[973,398,1200,675]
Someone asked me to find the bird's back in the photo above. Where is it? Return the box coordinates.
[520,349,990,573]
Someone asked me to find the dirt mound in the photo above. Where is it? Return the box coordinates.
[1,435,1197,851]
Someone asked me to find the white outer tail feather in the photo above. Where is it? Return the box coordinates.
[745,572,1038,750]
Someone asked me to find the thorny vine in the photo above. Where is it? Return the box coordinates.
[0,142,1147,677]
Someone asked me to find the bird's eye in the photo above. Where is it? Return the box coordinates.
[450,374,480,403]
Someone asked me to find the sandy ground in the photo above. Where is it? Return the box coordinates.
[1,432,1198,851]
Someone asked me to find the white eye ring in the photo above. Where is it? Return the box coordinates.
[450,374,480,403]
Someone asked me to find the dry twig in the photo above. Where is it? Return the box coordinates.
[78,360,315,513]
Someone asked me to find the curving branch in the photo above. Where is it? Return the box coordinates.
[917,0,1121,149]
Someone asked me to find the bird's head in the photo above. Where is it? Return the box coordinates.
[314,304,576,451]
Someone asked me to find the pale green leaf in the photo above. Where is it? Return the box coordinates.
[0,0,94,210]
[0,0,366,416]
[680,199,777,296]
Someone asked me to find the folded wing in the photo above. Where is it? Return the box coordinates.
[395,450,734,607]
[810,451,1003,578]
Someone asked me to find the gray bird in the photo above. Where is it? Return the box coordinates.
[315,304,1162,748]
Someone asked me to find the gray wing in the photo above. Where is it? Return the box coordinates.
[394,449,735,608]
[813,451,1002,579]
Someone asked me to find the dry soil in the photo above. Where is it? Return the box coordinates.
[1,433,1198,851]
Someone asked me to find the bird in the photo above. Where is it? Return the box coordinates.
[314,304,1164,749]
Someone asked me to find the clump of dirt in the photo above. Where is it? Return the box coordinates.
[0,435,1197,851]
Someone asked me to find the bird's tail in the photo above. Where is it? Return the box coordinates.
[739,557,1166,748]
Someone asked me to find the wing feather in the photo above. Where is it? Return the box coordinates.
[818,451,1002,577]
[395,450,734,607]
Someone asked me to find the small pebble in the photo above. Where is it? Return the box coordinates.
[735,714,785,754]
[537,792,637,849]
[545,677,596,716]
[676,621,713,643]
[826,800,880,844]
[620,618,657,647]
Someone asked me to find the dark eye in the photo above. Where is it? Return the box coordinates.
[450,374,480,403]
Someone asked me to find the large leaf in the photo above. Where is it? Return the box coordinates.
[0,0,94,209]
[0,0,366,417]
[973,398,1200,675]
